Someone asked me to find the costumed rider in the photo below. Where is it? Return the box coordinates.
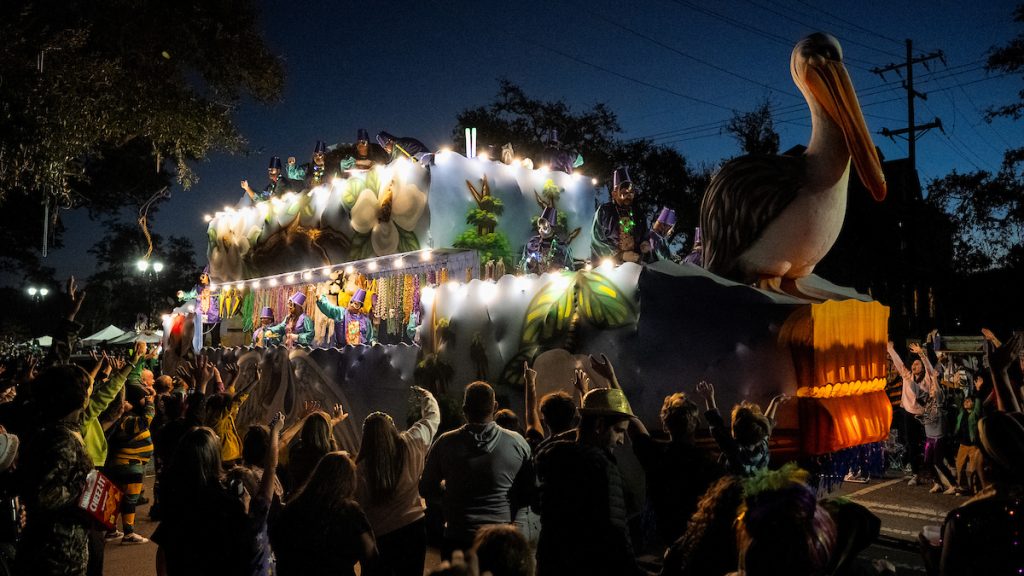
[340,128,388,171]
[681,227,704,266]
[176,268,220,348]
[645,207,677,263]
[252,307,275,346]
[316,287,374,346]
[539,129,583,175]
[591,166,650,264]
[241,156,294,203]
[376,131,434,165]
[287,140,329,190]
[265,292,314,347]
[520,206,572,274]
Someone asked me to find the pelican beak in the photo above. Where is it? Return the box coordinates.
[807,60,887,201]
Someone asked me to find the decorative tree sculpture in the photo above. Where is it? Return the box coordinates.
[453,175,514,268]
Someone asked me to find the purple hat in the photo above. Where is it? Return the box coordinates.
[314,140,326,154]
[351,289,366,305]
[357,128,369,143]
[693,226,702,246]
[376,131,396,148]
[259,306,274,319]
[289,292,306,307]
[656,207,677,226]
[613,166,632,189]
[268,156,282,170]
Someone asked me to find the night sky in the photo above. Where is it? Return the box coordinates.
[37,0,1024,284]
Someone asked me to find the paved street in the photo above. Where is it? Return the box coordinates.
[106,471,956,575]
[832,472,962,575]
[102,476,156,576]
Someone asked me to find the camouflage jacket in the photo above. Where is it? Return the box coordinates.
[17,422,93,576]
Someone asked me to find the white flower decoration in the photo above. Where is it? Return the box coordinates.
[350,179,426,255]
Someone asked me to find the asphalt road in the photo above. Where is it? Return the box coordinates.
[105,471,955,575]
[831,472,962,575]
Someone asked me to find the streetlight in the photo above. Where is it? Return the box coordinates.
[135,258,164,329]
[26,286,49,300]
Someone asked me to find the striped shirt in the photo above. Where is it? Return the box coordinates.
[110,404,155,466]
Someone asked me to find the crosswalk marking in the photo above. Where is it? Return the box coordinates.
[853,499,947,521]
[844,477,902,498]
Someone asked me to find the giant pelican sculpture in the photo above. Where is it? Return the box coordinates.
[700,33,887,291]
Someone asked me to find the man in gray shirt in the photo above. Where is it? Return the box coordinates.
[420,381,534,556]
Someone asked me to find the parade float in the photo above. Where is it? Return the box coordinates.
[167,32,893,477]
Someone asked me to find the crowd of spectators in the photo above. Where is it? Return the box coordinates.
[1,279,1022,576]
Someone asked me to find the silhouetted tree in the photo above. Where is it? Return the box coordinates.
[726,97,781,156]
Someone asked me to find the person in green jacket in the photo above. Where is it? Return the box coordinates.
[81,340,146,468]
[316,288,374,347]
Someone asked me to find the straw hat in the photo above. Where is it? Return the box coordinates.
[579,388,636,420]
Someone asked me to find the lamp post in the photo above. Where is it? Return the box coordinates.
[135,259,164,329]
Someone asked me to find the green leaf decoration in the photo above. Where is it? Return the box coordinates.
[348,232,372,260]
[466,208,498,228]
[366,170,380,195]
[541,179,562,204]
[397,226,420,252]
[479,196,504,215]
[521,272,577,347]
[344,178,364,210]
[576,270,636,328]
[498,345,541,389]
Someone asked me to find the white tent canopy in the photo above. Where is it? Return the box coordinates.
[81,325,126,345]
[21,336,52,347]
[107,330,163,345]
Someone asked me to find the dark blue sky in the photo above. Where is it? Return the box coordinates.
[39,0,1024,283]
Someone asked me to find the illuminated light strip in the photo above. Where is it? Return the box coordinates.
[205,248,473,293]
[795,377,887,399]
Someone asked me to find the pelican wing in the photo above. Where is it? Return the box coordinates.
[700,154,805,282]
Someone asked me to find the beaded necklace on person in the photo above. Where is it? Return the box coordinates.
[542,237,560,269]
[311,163,325,186]
[616,204,636,253]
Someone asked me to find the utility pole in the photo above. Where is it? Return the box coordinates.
[872,39,945,177]
[872,40,946,336]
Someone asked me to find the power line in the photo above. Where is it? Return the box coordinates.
[663,0,878,71]
[584,8,804,102]
[616,49,1004,146]
[637,75,1007,149]
[628,64,990,142]
[785,0,907,48]
[737,0,904,60]
[932,80,1009,165]
[957,85,1015,151]
[524,39,738,113]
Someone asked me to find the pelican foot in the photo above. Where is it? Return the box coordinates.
[782,276,870,302]
[754,276,855,302]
